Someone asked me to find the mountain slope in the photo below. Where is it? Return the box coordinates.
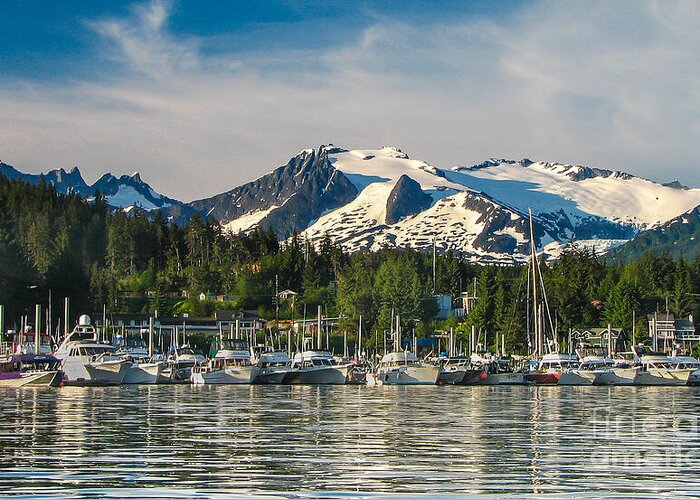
[190,147,358,237]
[608,205,700,260]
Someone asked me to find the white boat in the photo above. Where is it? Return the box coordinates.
[676,356,700,385]
[191,339,254,385]
[113,334,164,385]
[54,315,132,386]
[250,350,291,384]
[368,351,440,386]
[282,351,348,385]
[634,355,696,386]
[524,352,578,385]
[0,353,63,387]
[471,353,526,385]
[559,356,614,386]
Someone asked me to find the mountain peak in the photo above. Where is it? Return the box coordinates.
[131,172,142,182]
[379,146,409,159]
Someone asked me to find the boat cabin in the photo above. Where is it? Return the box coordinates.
[537,353,578,371]
[380,351,421,367]
[292,351,338,368]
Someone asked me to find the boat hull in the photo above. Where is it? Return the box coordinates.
[123,362,163,384]
[0,370,63,388]
[63,359,131,386]
[439,368,485,385]
[372,365,440,386]
[477,372,527,385]
[594,368,638,386]
[524,372,561,385]
[191,365,254,385]
[558,370,597,386]
[634,368,694,386]
[282,366,347,385]
[250,367,289,385]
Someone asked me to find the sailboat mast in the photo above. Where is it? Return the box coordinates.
[358,315,363,360]
[528,208,541,357]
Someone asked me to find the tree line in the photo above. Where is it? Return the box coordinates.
[1,175,698,352]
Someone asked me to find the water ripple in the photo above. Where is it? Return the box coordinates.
[1,385,700,497]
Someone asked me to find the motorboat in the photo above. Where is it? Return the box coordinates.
[558,356,615,385]
[590,357,639,386]
[191,338,254,384]
[470,353,527,385]
[437,356,486,385]
[367,351,440,386]
[53,315,132,386]
[634,355,696,386]
[113,333,164,385]
[282,350,348,385]
[250,350,291,384]
[0,353,63,388]
[523,352,578,385]
[676,356,700,385]
[163,345,201,381]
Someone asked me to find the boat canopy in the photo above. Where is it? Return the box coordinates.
[380,351,419,364]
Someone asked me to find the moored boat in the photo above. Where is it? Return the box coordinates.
[54,316,132,386]
[113,333,164,384]
[0,353,63,388]
[368,351,440,386]
[634,355,696,386]
[471,353,527,385]
[438,356,486,385]
[524,352,578,385]
[283,350,348,385]
[250,350,291,384]
[192,338,254,385]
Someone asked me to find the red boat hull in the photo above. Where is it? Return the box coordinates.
[524,372,561,385]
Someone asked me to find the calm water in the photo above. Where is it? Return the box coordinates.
[2,385,700,498]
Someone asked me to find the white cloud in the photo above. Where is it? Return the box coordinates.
[1,0,700,201]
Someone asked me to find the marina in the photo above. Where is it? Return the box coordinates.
[2,384,700,497]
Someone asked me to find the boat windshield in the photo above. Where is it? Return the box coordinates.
[311,358,337,366]
[78,346,115,356]
[113,337,147,349]
[221,339,249,350]
[178,348,195,356]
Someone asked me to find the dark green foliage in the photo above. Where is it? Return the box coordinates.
[1,173,698,352]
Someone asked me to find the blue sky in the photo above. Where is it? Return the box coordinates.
[1,0,699,200]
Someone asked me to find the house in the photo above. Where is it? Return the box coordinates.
[278,289,298,300]
[571,327,628,354]
[648,313,699,352]
[198,291,217,301]
[434,294,465,319]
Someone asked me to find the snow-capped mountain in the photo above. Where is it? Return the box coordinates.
[5,146,700,263]
[192,145,700,263]
[0,160,178,211]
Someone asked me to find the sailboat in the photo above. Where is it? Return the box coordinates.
[521,209,578,385]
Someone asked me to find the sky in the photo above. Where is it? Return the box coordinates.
[1,0,699,201]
